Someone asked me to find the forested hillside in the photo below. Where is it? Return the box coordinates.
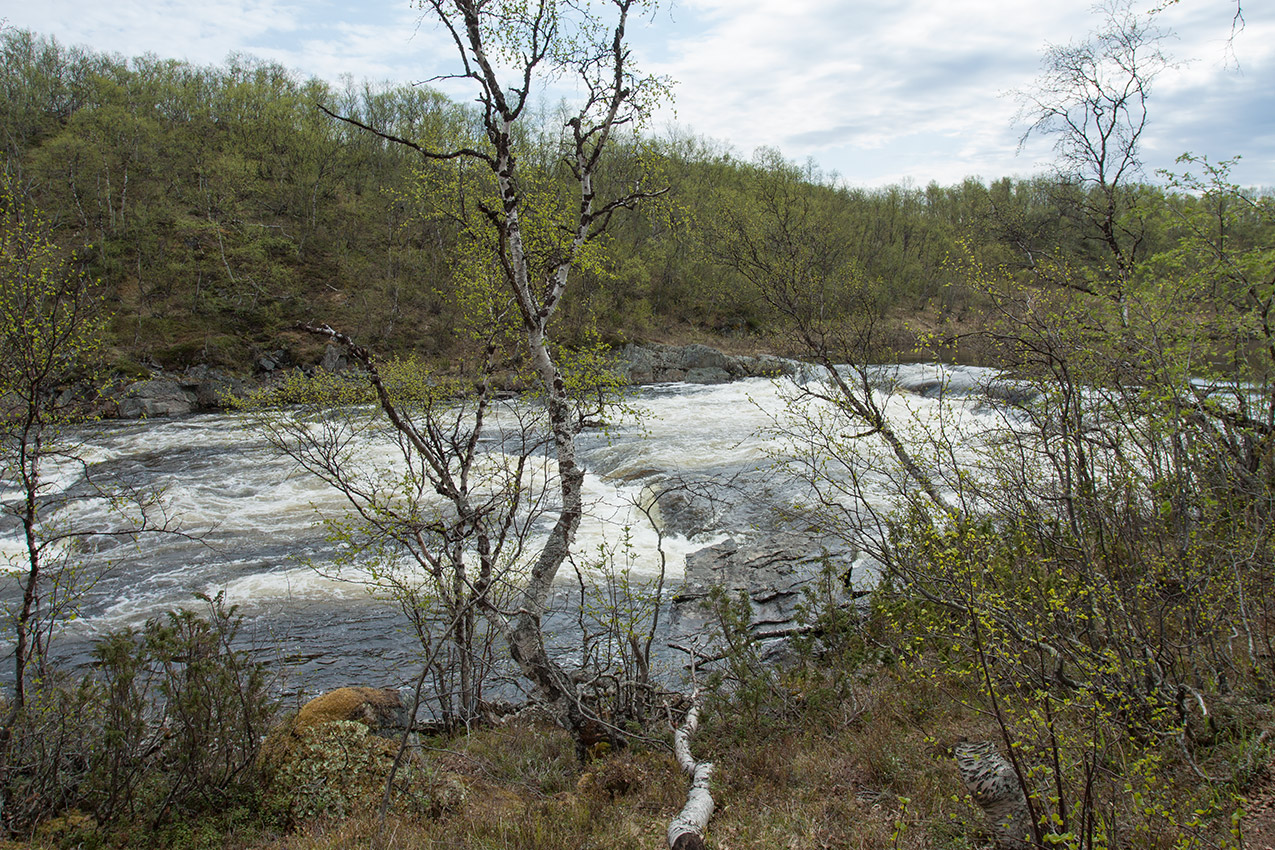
[5,28,1269,374]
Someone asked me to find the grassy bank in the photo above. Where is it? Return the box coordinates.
[6,590,1261,850]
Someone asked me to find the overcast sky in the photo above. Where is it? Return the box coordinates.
[5,0,1273,188]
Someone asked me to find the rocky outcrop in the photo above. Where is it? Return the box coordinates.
[318,343,350,373]
[182,364,246,409]
[114,379,196,418]
[104,341,800,418]
[255,348,292,374]
[671,533,874,643]
[111,365,247,419]
[616,343,806,385]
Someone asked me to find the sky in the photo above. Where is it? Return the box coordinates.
[5,0,1273,188]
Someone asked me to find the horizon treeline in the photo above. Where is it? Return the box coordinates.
[2,27,1271,374]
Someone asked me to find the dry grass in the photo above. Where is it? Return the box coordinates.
[221,666,1000,850]
[5,656,1256,850]
[686,667,986,850]
[230,720,685,850]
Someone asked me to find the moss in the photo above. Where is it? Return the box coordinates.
[259,719,465,827]
[31,809,97,847]
[292,687,406,734]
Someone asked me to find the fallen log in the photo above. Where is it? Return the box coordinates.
[668,689,714,850]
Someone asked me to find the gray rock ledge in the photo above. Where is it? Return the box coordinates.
[671,533,876,646]
[616,343,805,385]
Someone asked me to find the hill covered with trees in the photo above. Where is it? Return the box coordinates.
[5,27,1269,375]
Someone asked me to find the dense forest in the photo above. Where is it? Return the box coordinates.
[4,27,1270,374]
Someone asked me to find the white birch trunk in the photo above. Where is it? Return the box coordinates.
[668,698,714,850]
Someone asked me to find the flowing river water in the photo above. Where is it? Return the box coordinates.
[1,364,1013,698]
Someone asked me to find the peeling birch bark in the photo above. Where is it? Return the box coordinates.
[668,697,714,850]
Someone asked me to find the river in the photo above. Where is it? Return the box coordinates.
[0,364,1010,697]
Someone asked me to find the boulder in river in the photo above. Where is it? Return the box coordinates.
[671,533,877,650]
[115,378,196,418]
[179,364,245,409]
[111,366,247,417]
[616,343,803,385]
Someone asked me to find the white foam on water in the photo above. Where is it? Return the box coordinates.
[3,369,1049,635]
[605,380,788,474]
[209,565,377,607]
[573,472,728,581]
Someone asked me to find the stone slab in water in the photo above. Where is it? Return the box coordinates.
[671,532,860,637]
[616,343,803,385]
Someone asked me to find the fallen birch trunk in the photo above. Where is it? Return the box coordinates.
[668,692,714,850]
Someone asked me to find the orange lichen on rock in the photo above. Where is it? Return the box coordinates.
[293,686,408,734]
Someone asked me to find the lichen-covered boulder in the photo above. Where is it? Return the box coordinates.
[257,687,463,825]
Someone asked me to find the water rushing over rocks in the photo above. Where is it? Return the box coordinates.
[100,342,815,419]
[1,363,1013,695]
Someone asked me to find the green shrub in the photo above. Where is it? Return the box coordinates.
[260,719,465,827]
[1,594,278,836]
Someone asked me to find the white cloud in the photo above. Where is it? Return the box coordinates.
[6,0,1273,187]
[6,0,305,63]
[638,0,1275,185]
[639,0,1092,182]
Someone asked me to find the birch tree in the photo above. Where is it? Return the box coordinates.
[318,0,669,743]
[0,183,105,742]
[0,182,172,832]
[1015,0,1171,300]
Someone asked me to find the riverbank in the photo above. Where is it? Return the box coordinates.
[97,296,998,420]
[99,341,817,419]
[9,356,1262,850]
[19,590,1250,850]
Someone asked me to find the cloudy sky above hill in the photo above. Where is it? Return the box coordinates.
[6,0,1273,187]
